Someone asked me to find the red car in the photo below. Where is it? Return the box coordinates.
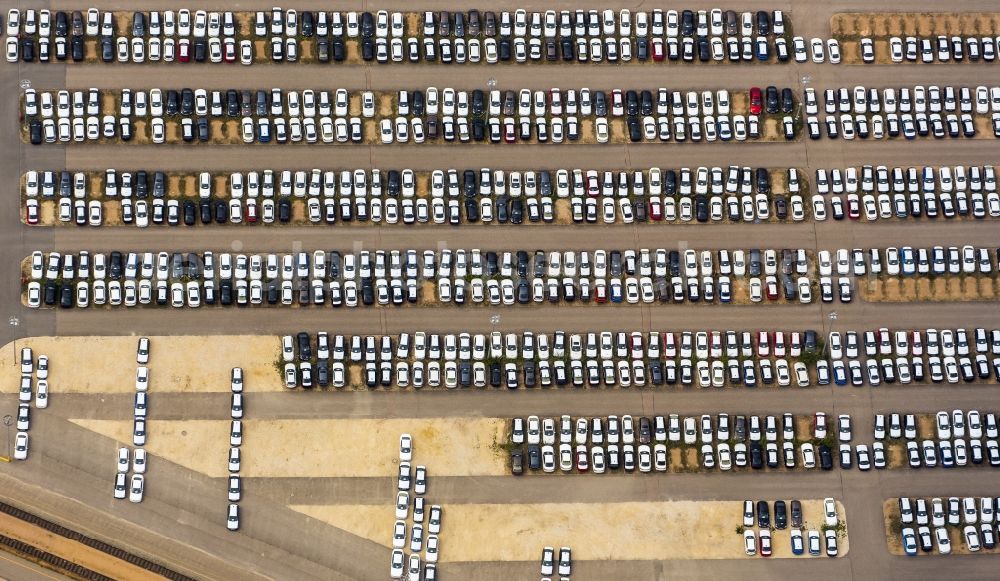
[648,198,663,221]
[759,530,772,557]
[177,39,190,62]
[749,87,762,115]
[245,201,258,223]
[846,194,860,220]
[765,276,779,301]
[223,38,237,63]
[25,199,39,225]
[594,281,607,303]
[651,38,664,61]
[503,118,516,143]
[575,445,589,472]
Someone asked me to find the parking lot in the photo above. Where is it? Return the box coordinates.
[3,1,1000,580]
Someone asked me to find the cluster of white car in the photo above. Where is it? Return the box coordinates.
[899,496,1000,556]
[226,367,245,532]
[812,164,1000,221]
[390,434,440,580]
[539,546,572,578]
[803,84,1000,140]
[22,87,134,144]
[115,338,151,503]
[827,327,1000,388]
[819,246,998,278]
[13,348,49,461]
[886,35,1000,63]
[892,409,1000,469]
[790,36,841,63]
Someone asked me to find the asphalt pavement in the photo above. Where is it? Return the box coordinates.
[3,0,1000,579]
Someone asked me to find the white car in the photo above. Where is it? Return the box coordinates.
[824,498,838,526]
[395,491,409,519]
[133,448,147,474]
[390,549,404,578]
[228,475,241,501]
[117,447,130,472]
[5,38,17,62]
[129,474,145,503]
[135,366,149,391]
[425,534,439,563]
[35,380,48,408]
[398,462,411,490]
[114,473,127,499]
[392,520,407,549]
[136,337,150,364]
[227,503,240,531]
[399,433,412,461]
[13,432,28,460]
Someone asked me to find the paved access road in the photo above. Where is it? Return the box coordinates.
[3,0,1000,579]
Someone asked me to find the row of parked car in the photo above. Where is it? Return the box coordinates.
[3,8,793,65]
[23,250,818,309]
[275,327,1000,389]
[811,85,1000,117]
[25,165,792,200]
[804,111,985,140]
[12,348,50,461]
[888,409,1000,468]
[742,499,840,557]
[802,83,1000,140]
[2,8,789,43]
[827,326,1000,387]
[22,85,793,145]
[226,365,246,532]
[898,496,1000,555]
[885,35,1000,64]
[390,434,440,580]
[510,413,857,474]
[26,243,999,308]
[114,338,152,503]
[811,164,1000,220]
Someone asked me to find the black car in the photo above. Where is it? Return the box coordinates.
[21,38,35,62]
[627,117,641,142]
[29,121,42,145]
[790,500,803,527]
[101,38,114,62]
[819,444,833,470]
[213,201,229,224]
[60,285,73,308]
[71,36,84,61]
[44,282,58,305]
[765,86,779,114]
[183,202,196,225]
[196,117,209,142]
[695,195,709,222]
[750,442,764,469]
[756,10,770,35]
[511,448,523,475]
[527,445,541,470]
[774,195,788,219]
[756,501,770,528]
[194,40,206,62]
[774,500,787,529]
[781,88,795,113]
